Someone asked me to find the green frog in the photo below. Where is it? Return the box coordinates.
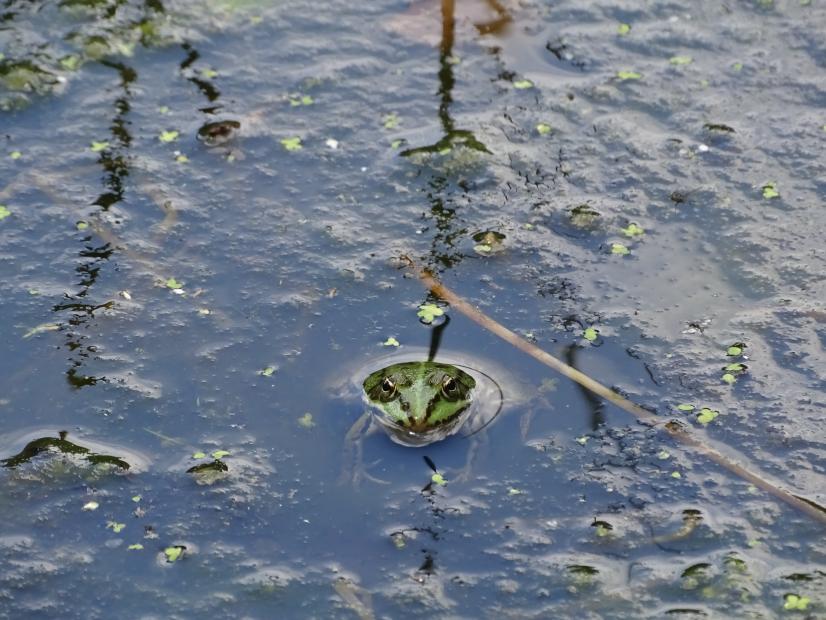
[362,361,478,447]
[339,347,521,484]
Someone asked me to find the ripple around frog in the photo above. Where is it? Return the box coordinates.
[342,347,516,444]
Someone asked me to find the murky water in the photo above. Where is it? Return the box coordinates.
[2,0,825,617]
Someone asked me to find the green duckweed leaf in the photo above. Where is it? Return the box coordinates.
[431,472,446,486]
[90,141,110,152]
[670,55,693,66]
[677,404,695,412]
[298,412,315,428]
[417,304,444,324]
[617,71,642,80]
[158,105,170,114]
[583,327,599,342]
[107,521,126,533]
[611,242,630,255]
[727,343,745,356]
[280,137,302,151]
[0,205,10,220]
[474,243,492,254]
[725,363,746,372]
[192,451,207,459]
[82,501,99,511]
[762,182,779,199]
[732,62,743,71]
[175,154,189,163]
[127,543,143,550]
[163,546,185,562]
[658,450,671,460]
[697,408,719,425]
[671,471,682,479]
[132,495,141,502]
[513,79,534,89]
[383,337,400,347]
[202,69,218,79]
[722,373,736,384]
[76,221,89,231]
[536,122,552,135]
[783,594,810,611]
[621,223,645,237]
[576,436,588,445]
[382,113,399,129]
[159,130,179,143]
[618,23,631,35]
[211,450,230,459]
[9,150,22,159]
[508,487,524,495]
[260,366,276,377]
[165,278,182,290]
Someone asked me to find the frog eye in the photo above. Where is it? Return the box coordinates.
[380,377,396,396]
[441,376,459,399]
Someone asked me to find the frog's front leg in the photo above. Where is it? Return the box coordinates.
[445,432,489,484]
[340,412,390,486]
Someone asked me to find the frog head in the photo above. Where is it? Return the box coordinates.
[362,361,476,446]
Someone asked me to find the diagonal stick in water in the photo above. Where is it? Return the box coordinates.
[406,257,826,526]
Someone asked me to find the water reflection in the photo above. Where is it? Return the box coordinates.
[405,0,511,272]
[55,57,135,388]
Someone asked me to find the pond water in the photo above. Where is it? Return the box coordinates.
[1,0,825,617]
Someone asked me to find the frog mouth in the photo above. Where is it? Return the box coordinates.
[373,406,474,447]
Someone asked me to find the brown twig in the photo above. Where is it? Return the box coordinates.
[405,257,826,526]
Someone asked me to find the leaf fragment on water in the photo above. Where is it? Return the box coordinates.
[165,278,183,290]
[90,141,110,152]
[382,113,399,129]
[0,205,10,220]
[76,221,89,231]
[617,71,642,80]
[82,501,99,511]
[211,450,230,459]
[10,150,22,159]
[107,521,126,533]
[298,412,315,428]
[611,242,630,255]
[676,404,695,412]
[192,451,207,459]
[617,23,631,35]
[583,327,599,342]
[621,223,644,237]
[383,337,400,347]
[783,594,810,611]
[431,472,446,486]
[727,343,745,356]
[159,130,179,143]
[23,322,60,338]
[536,123,552,135]
[669,55,693,65]
[127,543,143,550]
[163,546,184,562]
[417,304,444,324]
[280,137,302,151]
[697,408,719,425]
[260,366,276,377]
[761,181,779,199]
[513,79,534,89]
